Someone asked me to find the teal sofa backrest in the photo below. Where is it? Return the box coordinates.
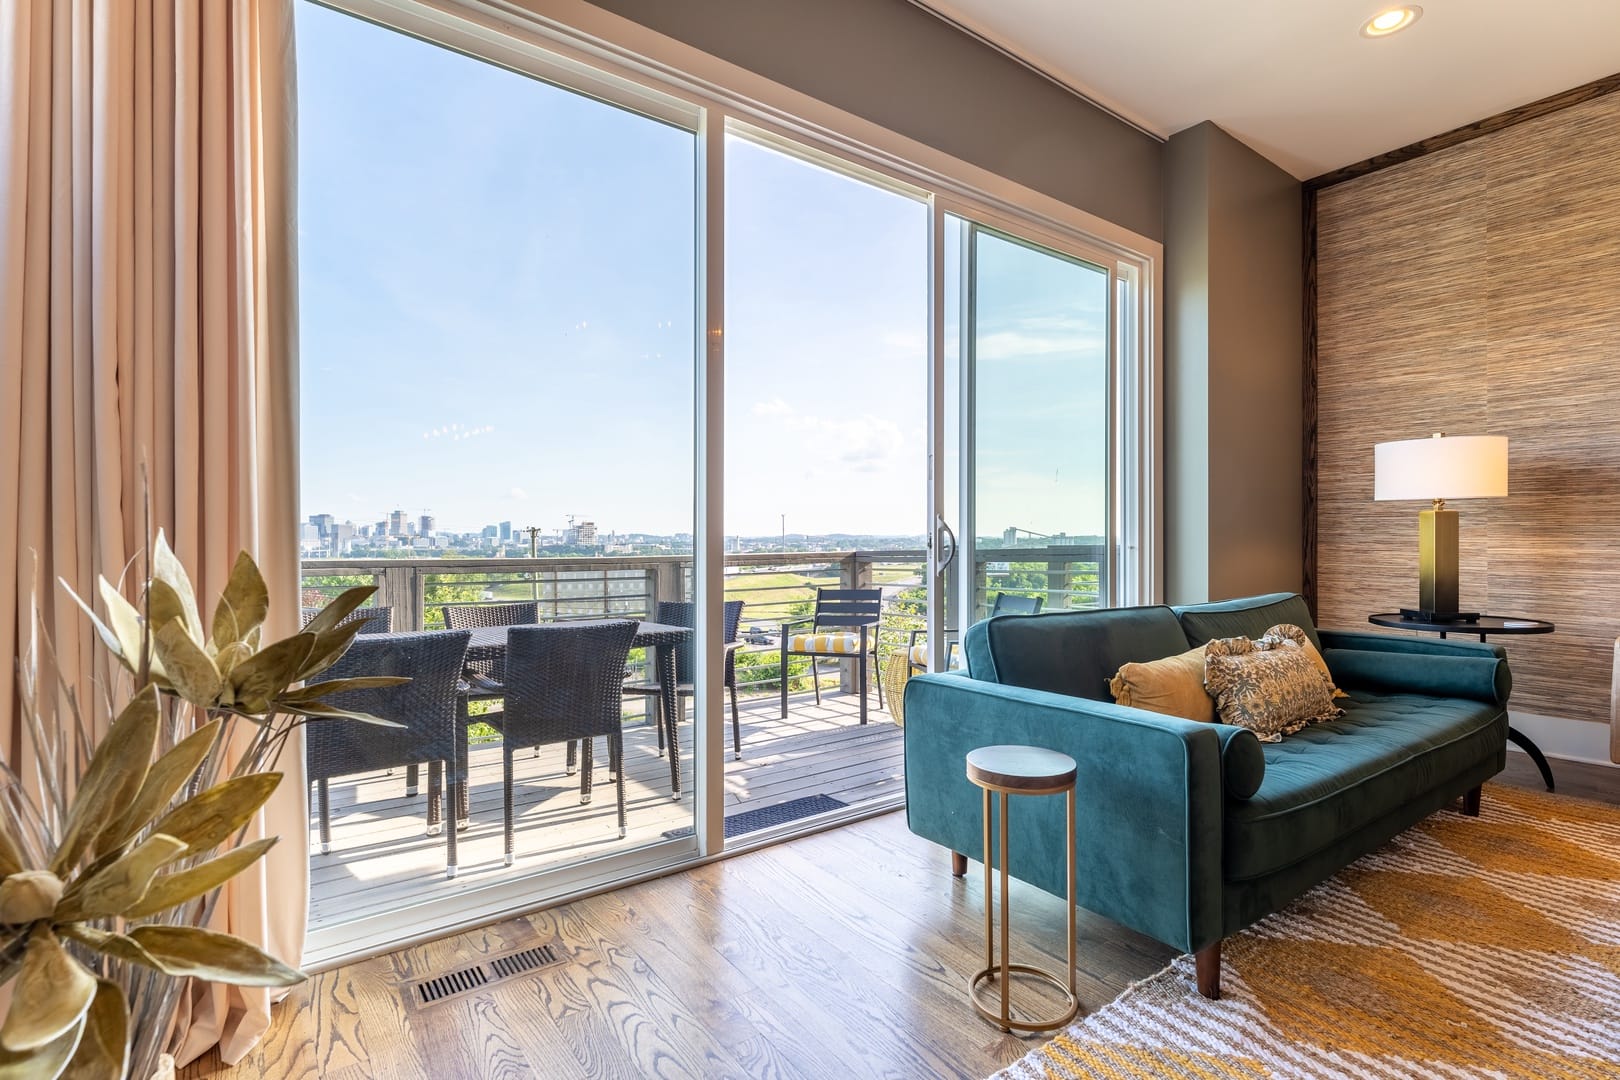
[962,604,1188,702]
[1173,592,1321,651]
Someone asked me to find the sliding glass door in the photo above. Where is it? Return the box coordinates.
[928,216,1118,665]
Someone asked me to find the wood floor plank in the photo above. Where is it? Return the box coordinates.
[181,755,1618,1079]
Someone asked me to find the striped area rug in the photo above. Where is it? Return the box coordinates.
[994,783,1620,1079]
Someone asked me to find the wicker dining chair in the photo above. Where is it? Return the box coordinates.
[301,605,393,635]
[463,621,639,865]
[443,600,539,685]
[623,600,746,760]
[304,629,471,879]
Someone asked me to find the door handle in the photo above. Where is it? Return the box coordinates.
[936,517,957,575]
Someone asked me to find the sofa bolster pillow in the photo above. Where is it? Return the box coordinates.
[1212,724,1265,799]
[1323,648,1510,707]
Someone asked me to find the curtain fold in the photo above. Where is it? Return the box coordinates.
[1,0,303,1067]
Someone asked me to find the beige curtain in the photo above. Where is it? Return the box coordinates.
[0,0,303,1066]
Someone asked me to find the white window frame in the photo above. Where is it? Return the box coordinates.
[301,0,1161,969]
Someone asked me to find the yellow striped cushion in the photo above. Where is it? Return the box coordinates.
[788,632,863,654]
[909,643,966,669]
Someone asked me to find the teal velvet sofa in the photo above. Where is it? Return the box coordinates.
[902,592,1509,998]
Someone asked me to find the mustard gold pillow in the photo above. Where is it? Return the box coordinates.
[1109,647,1215,723]
[1260,623,1347,699]
[1204,634,1343,741]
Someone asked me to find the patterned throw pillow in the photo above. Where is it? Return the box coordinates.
[1204,632,1343,741]
[1259,623,1348,699]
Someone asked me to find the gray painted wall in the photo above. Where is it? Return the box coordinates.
[585,0,1164,240]
[1165,122,1303,604]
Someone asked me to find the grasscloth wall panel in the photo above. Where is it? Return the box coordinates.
[1316,91,1620,728]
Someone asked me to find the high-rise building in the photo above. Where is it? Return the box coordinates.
[498,520,512,541]
[567,520,598,545]
[388,509,407,536]
[419,514,435,536]
[481,524,499,539]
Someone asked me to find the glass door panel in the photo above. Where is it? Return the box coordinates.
[945,217,1113,641]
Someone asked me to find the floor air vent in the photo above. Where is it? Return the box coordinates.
[403,941,565,1011]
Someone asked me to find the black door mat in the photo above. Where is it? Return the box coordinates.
[663,794,848,839]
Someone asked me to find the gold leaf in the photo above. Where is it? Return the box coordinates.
[0,928,95,1053]
[210,551,269,650]
[56,980,125,1080]
[226,634,316,714]
[0,817,25,880]
[299,586,378,638]
[285,704,404,728]
[51,687,160,877]
[0,1015,84,1080]
[213,641,251,679]
[56,834,186,922]
[148,773,282,859]
[123,838,276,919]
[145,578,187,637]
[0,872,63,925]
[287,675,410,699]
[59,926,159,972]
[105,719,221,853]
[295,618,367,682]
[58,579,123,666]
[153,621,222,707]
[124,926,304,987]
[151,531,204,643]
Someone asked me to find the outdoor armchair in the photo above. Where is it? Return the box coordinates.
[779,587,884,724]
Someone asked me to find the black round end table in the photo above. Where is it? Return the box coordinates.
[1367,613,1556,792]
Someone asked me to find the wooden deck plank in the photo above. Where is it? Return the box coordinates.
[309,690,903,933]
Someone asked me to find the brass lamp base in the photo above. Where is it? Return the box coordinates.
[1412,506,1472,622]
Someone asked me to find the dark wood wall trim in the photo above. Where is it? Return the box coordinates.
[1301,184,1318,616]
[1306,70,1620,191]
[1301,69,1620,615]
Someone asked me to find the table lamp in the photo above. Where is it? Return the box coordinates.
[1373,433,1508,623]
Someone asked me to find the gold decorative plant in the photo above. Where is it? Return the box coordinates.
[0,534,404,1079]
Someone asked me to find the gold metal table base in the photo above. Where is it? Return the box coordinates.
[969,963,1078,1033]
[966,748,1078,1036]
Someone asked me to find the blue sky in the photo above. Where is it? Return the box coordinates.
[296,2,1107,541]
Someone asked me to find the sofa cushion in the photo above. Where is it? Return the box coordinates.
[1223,691,1506,881]
[964,605,1188,702]
[1175,593,1322,652]
[1109,646,1215,723]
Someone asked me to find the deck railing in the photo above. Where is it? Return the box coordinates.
[300,544,1105,694]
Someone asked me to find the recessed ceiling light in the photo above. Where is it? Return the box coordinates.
[1361,6,1422,37]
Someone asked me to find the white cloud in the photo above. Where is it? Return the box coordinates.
[751,397,792,417]
[509,486,529,500]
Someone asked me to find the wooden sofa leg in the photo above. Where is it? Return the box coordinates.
[1462,785,1482,817]
[1195,941,1222,1000]
[950,850,967,877]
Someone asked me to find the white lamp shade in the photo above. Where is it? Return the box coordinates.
[1374,435,1508,501]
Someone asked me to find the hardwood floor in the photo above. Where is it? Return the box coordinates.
[182,754,1618,1080]
[310,689,903,935]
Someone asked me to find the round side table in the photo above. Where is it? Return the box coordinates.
[966,745,1079,1034]
[1368,612,1557,791]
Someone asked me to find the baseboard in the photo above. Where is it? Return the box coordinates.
[1507,710,1619,767]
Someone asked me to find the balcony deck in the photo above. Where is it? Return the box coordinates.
[308,687,903,933]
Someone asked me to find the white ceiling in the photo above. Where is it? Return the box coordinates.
[920,1,1620,178]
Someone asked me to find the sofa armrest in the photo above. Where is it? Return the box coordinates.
[1323,647,1511,707]
[1319,628,1506,660]
[902,674,1245,954]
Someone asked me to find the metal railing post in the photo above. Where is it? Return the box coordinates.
[1047,557,1072,612]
